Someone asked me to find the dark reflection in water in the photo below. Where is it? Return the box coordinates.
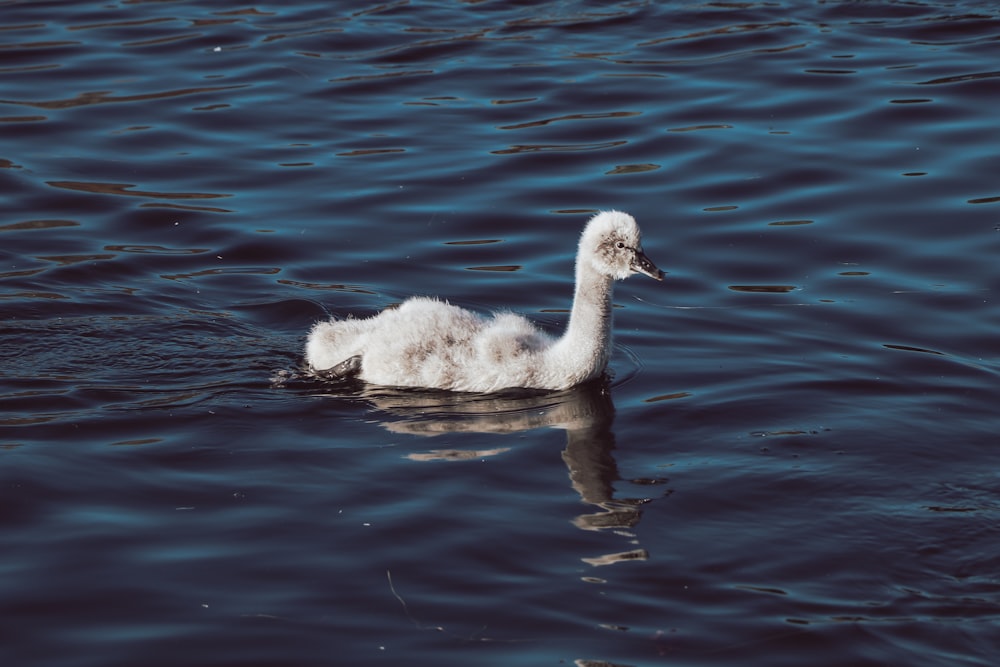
[46,180,233,200]
[315,377,654,566]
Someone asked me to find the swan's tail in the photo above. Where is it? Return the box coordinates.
[305,319,366,376]
[314,355,362,379]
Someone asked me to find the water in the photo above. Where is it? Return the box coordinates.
[2,1,999,665]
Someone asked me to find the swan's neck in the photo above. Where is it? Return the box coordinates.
[552,258,614,381]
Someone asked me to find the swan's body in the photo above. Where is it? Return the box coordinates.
[305,210,663,392]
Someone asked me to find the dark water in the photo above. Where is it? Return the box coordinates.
[3,1,999,665]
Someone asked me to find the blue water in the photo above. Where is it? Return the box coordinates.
[2,1,999,665]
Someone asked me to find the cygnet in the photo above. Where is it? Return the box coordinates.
[305,210,663,392]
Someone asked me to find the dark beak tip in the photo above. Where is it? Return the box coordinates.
[632,250,664,282]
[635,264,665,281]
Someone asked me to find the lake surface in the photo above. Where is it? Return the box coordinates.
[2,1,999,665]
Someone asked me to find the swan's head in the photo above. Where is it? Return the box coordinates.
[580,210,664,281]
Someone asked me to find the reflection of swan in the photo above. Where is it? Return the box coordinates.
[348,379,651,565]
[305,211,663,391]
[360,381,614,437]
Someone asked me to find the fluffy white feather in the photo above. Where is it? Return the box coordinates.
[305,210,663,392]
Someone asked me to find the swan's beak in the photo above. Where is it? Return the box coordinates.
[632,249,664,281]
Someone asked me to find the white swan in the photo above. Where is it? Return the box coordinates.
[305,210,663,392]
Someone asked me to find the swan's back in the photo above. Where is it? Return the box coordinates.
[308,297,558,392]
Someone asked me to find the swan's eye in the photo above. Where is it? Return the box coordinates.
[615,241,626,249]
